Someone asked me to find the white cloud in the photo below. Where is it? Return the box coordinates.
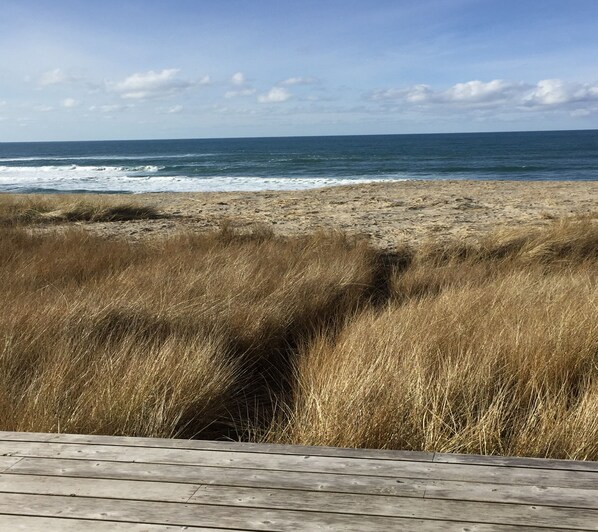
[525,79,570,105]
[33,104,54,112]
[258,87,291,103]
[372,85,433,103]
[443,80,521,103]
[226,73,256,98]
[210,104,258,116]
[371,85,431,102]
[168,104,184,113]
[39,68,75,86]
[231,72,247,85]
[110,69,203,100]
[280,76,319,86]
[523,79,598,106]
[225,88,256,99]
[62,98,79,108]
[404,85,432,103]
[372,80,524,106]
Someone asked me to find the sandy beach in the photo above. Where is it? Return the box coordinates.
[73,180,598,249]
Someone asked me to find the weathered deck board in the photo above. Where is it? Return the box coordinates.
[0,456,23,472]
[0,492,569,532]
[434,452,598,472]
[0,431,434,462]
[6,457,598,510]
[8,457,428,497]
[0,515,217,531]
[0,432,596,531]
[1,473,593,529]
[1,439,596,491]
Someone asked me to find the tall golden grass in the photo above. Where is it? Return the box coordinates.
[0,203,596,459]
[0,221,374,438]
[270,219,598,459]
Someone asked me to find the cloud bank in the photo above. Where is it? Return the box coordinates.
[524,79,598,106]
[370,79,598,113]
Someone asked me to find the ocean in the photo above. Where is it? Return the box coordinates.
[1,130,597,193]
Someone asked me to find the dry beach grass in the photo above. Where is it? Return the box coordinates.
[0,187,597,459]
[0,219,374,438]
[270,219,598,459]
[0,194,161,225]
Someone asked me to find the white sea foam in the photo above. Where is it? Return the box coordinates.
[0,153,212,163]
[0,164,394,192]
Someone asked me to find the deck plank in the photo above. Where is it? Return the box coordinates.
[187,485,597,530]
[6,457,427,497]
[6,456,598,510]
[0,432,55,443]
[0,456,22,472]
[5,431,595,470]
[1,472,596,529]
[0,492,567,532]
[0,431,433,462]
[0,515,217,531]
[424,479,598,509]
[434,452,598,472]
[0,440,596,489]
[0,473,199,502]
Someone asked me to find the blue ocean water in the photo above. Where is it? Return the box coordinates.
[0,130,597,193]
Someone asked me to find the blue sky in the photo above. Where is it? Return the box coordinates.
[1,0,598,141]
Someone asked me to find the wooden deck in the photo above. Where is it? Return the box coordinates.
[0,431,596,531]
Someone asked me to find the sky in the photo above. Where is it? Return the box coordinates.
[1,0,598,141]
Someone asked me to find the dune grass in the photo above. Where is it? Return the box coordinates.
[0,194,162,225]
[263,219,598,460]
[0,211,596,459]
[0,224,374,438]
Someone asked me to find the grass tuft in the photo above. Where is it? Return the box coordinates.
[0,194,162,225]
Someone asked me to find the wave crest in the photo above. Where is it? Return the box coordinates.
[0,164,389,193]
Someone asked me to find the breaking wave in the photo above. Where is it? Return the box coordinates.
[0,164,387,193]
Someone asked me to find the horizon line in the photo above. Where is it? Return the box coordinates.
[1,127,597,144]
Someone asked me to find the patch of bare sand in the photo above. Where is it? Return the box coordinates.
[42,181,598,249]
